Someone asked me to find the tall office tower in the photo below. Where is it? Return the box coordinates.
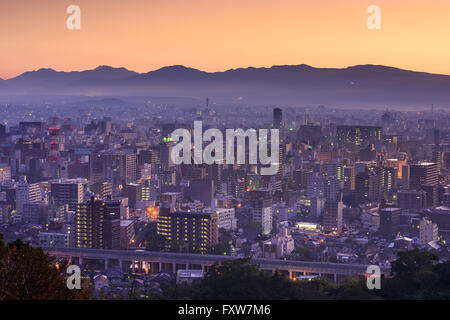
[293,169,307,190]
[103,199,121,249]
[207,163,222,192]
[327,158,344,181]
[397,190,427,213]
[75,197,120,249]
[88,152,106,183]
[248,189,273,236]
[50,178,86,212]
[368,165,384,201]
[306,171,322,198]
[75,197,105,249]
[159,142,174,170]
[419,218,439,245]
[343,166,355,192]
[401,164,410,189]
[383,166,398,193]
[324,177,340,201]
[355,171,371,205]
[273,108,282,129]
[16,176,41,214]
[409,162,438,190]
[157,209,219,254]
[379,207,402,239]
[138,148,158,166]
[443,193,450,207]
[275,143,284,185]
[0,164,11,183]
[89,150,137,186]
[323,196,343,234]
[355,167,383,205]
[89,181,113,200]
[432,151,445,171]
[421,184,438,208]
[0,124,5,142]
[137,180,158,202]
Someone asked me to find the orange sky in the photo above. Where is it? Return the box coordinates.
[1,0,450,79]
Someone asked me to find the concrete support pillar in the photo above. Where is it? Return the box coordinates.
[79,256,83,266]
[333,274,337,283]
[289,270,293,279]
[172,263,176,274]
[104,258,109,270]
[119,260,123,272]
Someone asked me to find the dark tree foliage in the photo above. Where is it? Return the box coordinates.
[171,251,450,300]
[379,249,450,299]
[0,235,89,300]
[174,258,375,300]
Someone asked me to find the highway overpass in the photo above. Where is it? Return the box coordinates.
[46,247,390,283]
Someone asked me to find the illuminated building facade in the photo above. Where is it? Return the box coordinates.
[157,210,219,254]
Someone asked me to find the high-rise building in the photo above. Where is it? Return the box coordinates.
[0,124,6,143]
[409,162,438,190]
[323,199,343,234]
[443,193,450,207]
[401,165,410,189]
[397,189,427,213]
[157,209,219,254]
[0,164,11,183]
[16,176,41,214]
[50,178,86,212]
[379,207,402,239]
[419,218,439,245]
[248,189,273,235]
[343,166,355,192]
[75,197,120,249]
[22,201,48,225]
[103,199,121,249]
[214,207,237,231]
[421,184,438,208]
[76,197,105,248]
[89,181,112,200]
[89,150,137,186]
[273,108,282,129]
[383,166,398,193]
[324,177,340,201]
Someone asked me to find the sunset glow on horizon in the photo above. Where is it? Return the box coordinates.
[1,0,450,79]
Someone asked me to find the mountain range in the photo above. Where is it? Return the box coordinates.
[1,64,450,108]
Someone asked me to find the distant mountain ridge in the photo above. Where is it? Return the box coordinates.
[1,64,450,108]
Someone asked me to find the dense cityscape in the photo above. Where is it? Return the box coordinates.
[1,98,450,299]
